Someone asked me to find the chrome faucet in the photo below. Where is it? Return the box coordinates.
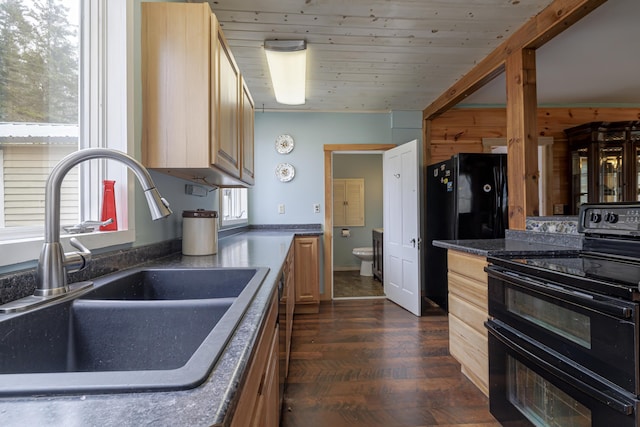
[35,148,172,297]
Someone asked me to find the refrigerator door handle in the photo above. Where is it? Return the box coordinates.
[493,166,504,238]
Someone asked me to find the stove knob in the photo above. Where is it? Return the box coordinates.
[604,212,619,223]
[590,212,602,223]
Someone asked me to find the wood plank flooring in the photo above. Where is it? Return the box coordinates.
[333,271,385,298]
[281,299,499,427]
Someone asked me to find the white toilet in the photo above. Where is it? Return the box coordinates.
[352,247,374,276]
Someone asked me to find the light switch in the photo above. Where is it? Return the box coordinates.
[278,204,285,214]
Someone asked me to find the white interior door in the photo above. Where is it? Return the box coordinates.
[383,140,421,316]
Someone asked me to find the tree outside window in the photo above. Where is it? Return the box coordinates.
[0,0,80,230]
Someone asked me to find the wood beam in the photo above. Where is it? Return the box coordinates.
[506,48,539,230]
[422,0,607,120]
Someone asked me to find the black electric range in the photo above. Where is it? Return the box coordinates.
[485,202,640,427]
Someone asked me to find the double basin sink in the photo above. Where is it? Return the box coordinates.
[0,266,269,396]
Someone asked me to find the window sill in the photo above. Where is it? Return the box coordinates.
[0,229,135,268]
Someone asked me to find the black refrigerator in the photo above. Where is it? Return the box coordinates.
[425,153,507,310]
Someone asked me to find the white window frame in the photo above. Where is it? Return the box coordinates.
[220,188,249,229]
[0,0,135,268]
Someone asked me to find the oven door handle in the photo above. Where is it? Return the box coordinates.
[487,267,634,319]
[487,319,636,416]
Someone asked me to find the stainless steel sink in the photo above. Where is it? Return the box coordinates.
[0,267,269,396]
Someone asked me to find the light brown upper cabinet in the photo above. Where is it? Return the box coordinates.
[240,78,255,185]
[141,2,254,187]
[214,27,241,179]
[332,178,365,227]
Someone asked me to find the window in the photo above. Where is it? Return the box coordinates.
[221,188,248,228]
[0,0,134,267]
[0,0,81,232]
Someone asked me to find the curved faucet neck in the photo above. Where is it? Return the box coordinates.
[44,148,156,243]
[38,148,171,296]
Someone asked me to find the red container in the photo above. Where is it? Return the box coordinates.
[100,180,118,231]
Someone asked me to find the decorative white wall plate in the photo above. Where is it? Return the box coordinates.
[275,134,294,154]
[275,162,295,182]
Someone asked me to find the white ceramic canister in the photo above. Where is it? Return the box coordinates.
[182,209,218,255]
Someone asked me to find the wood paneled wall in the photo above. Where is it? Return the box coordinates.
[426,107,640,214]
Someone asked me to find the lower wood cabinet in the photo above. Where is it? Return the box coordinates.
[231,291,279,427]
[447,249,489,397]
[294,236,320,314]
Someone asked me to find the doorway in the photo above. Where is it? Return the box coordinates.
[332,153,384,298]
[322,144,396,301]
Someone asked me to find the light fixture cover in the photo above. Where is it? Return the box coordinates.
[264,40,307,105]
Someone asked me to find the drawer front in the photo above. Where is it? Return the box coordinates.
[449,292,488,335]
[449,313,488,395]
[448,270,488,312]
[447,250,487,281]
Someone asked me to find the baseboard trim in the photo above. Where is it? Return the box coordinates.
[333,267,360,272]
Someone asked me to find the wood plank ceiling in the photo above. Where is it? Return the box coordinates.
[196,0,555,112]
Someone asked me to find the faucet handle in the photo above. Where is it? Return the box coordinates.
[64,237,92,273]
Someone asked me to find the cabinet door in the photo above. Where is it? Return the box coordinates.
[332,180,347,226]
[241,78,255,185]
[598,143,624,203]
[344,179,365,225]
[212,29,241,178]
[251,324,279,427]
[285,246,295,377]
[142,2,211,169]
[332,179,364,226]
[294,236,320,312]
[231,294,278,427]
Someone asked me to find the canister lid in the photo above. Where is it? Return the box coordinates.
[182,209,218,218]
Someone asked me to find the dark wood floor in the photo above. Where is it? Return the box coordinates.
[333,270,385,298]
[281,299,499,427]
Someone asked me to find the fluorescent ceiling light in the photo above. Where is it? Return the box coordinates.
[264,40,307,105]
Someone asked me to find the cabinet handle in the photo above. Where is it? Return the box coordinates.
[257,372,266,396]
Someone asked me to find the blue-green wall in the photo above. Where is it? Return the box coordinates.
[249,111,421,225]
[249,111,420,293]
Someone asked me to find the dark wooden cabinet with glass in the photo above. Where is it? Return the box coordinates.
[566,121,640,214]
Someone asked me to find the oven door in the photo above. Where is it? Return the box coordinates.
[487,319,638,427]
[487,265,639,395]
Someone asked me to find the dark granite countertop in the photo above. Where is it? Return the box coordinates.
[0,229,312,427]
[432,230,582,257]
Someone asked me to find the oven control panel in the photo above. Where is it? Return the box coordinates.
[579,203,640,236]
